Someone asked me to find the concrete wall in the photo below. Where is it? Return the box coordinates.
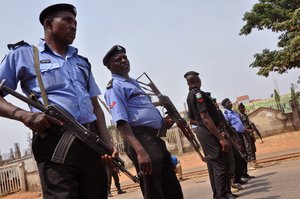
[25,171,41,192]
[249,107,294,137]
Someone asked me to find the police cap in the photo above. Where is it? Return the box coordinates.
[238,102,245,108]
[184,71,199,78]
[39,3,77,25]
[211,98,217,103]
[103,45,126,67]
[221,98,230,107]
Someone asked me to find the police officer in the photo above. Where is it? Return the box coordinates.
[106,165,126,197]
[222,98,255,183]
[184,71,233,199]
[0,4,115,198]
[103,45,183,199]
[238,103,261,170]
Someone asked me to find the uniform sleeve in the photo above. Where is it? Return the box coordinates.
[88,71,101,97]
[194,91,208,113]
[0,52,19,96]
[104,84,129,123]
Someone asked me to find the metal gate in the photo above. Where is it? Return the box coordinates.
[0,163,21,196]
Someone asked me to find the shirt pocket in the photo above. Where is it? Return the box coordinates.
[74,63,89,90]
[39,63,65,90]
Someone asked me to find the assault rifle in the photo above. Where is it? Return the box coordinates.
[250,122,264,144]
[220,124,247,161]
[0,80,140,184]
[136,73,208,162]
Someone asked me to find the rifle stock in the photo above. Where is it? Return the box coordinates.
[136,73,208,162]
[0,80,140,183]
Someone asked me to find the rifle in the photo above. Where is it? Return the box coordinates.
[0,80,140,184]
[136,73,208,162]
[220,124,247,161]
[250,122,264,144]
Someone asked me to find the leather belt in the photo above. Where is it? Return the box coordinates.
[131,126,159,137]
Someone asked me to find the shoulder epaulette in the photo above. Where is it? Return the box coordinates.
[7,40,30,50]
[78,54,91,70]
[106,79,114,89]
[77,54,92,92]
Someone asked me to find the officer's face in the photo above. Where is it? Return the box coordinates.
[224,101,232,109]
[109,53,130,76]
[186,75,201,89]
[239,106,245,113]
[46,11,77,45]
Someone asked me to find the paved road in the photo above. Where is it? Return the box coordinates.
[111,158,300,199]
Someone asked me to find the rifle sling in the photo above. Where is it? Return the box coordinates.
[32,45,49,107]
[33,45,75,164]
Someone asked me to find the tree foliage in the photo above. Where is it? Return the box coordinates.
[240,0,300,77]
[274,89,283,111]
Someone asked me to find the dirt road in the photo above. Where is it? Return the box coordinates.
[3,131,300,199]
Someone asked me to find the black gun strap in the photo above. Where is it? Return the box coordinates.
[32,45,49,107]
[51,131,75,164]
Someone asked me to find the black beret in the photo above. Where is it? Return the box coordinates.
[238,103,245,108]
[39,3,77,25]
[221,98,230,107]
[103,45,126,67]
[184,71,199,78]
[211,98,217,103]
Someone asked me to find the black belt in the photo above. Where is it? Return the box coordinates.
[131,126,159,137]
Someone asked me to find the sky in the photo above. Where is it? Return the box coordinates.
[0,0,299,155]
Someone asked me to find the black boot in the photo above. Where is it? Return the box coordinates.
[108,191,113,197]
[117,188,126,194]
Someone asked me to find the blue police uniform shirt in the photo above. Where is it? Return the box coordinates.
[223,108,245,133]
[104,74,163,129]
[0,39,100,124]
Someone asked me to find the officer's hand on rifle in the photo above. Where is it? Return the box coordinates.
[219,134,231,153]
[163,115,175,129]
[21,111,63,132]
[101,146,119,165]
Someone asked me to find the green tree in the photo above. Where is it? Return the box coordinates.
[240,0,300,77]
[274,89,283,111]
[291,83,300,107]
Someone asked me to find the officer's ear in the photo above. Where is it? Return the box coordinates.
[44,18,54,30]
[106,59,114,70]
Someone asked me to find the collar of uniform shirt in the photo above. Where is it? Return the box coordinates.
[37,39,78,57]
[112,74,136,82]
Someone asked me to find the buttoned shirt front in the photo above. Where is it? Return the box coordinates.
[223,108,245,133]
[105,74,163,129]
[0,39,100,124]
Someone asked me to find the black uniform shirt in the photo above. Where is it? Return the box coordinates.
[186,88,222,128]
